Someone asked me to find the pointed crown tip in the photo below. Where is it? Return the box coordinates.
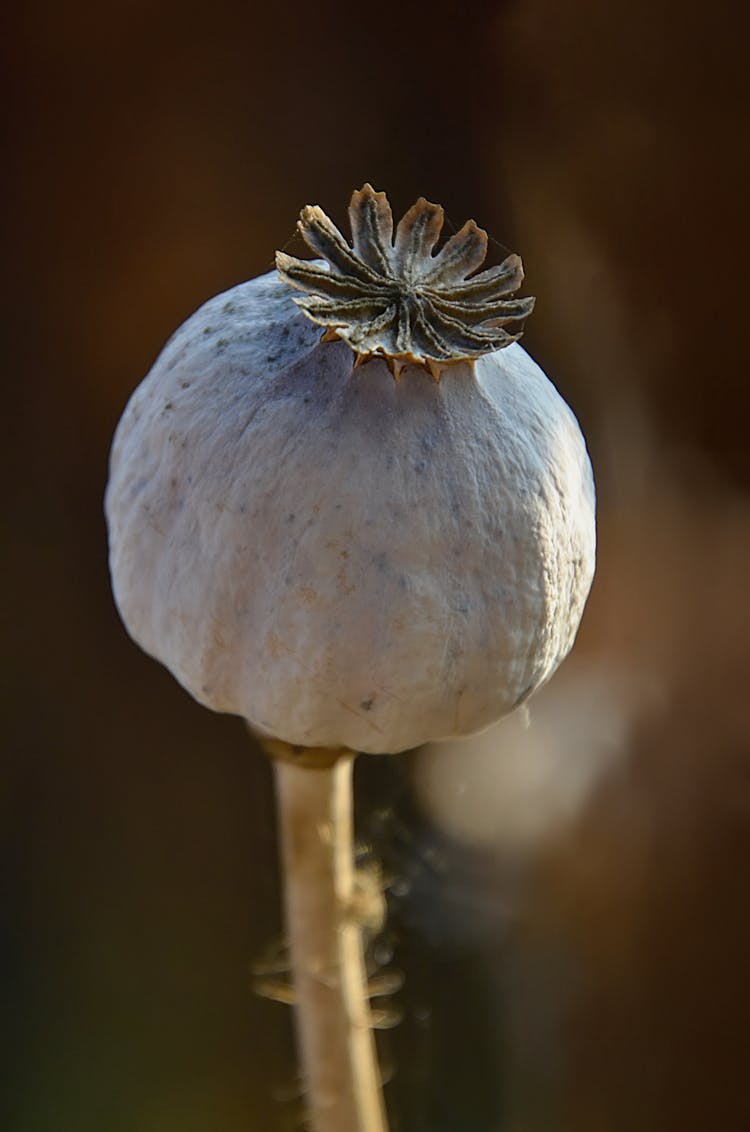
[277,186,534,373]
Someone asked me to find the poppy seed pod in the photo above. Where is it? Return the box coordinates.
[105,186,596,754]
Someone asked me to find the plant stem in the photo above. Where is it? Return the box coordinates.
[273,752,389,1132]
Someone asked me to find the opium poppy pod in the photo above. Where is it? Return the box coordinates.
[105,186,596,754]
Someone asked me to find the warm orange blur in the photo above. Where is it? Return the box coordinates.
[6,1,749,1129]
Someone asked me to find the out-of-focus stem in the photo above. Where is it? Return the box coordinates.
[273,752,389,1132]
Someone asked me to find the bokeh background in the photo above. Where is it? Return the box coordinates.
[5,1,750,1129]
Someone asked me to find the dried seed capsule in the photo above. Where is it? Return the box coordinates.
[106,188,595,754]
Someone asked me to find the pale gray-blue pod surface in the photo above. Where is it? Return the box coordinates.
[105,270,595,754]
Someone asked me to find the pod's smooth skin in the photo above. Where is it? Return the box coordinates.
[106,271,595,753]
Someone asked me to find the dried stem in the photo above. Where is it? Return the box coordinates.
[273,752,389,1132]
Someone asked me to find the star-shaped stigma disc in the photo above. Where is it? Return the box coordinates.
[276,184,535,380]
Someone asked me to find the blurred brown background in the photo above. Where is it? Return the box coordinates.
[4,0,750,1129]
